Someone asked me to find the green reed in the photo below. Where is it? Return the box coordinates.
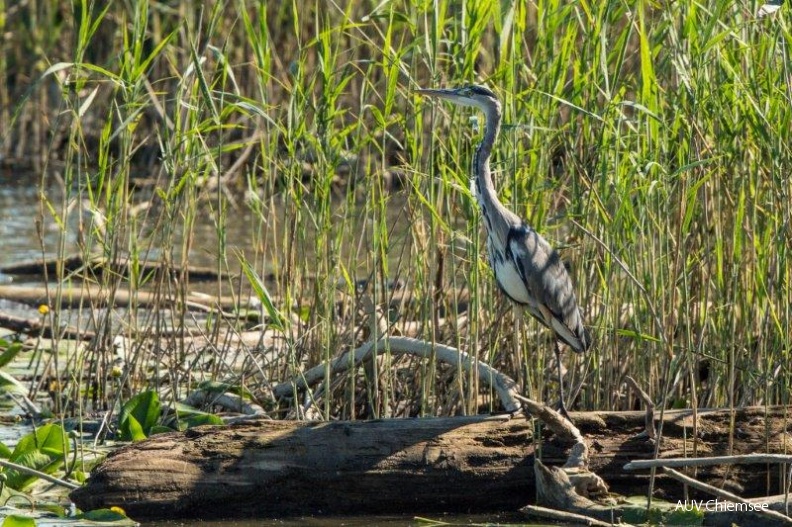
[2,0,790,420]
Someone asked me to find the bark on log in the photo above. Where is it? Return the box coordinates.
[70,406,792,520]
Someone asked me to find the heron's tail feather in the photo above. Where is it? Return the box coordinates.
[550,316,590,354]
[580,326,593,352]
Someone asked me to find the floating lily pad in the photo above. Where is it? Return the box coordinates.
[0,506,138,527]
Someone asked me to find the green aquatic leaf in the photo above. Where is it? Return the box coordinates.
[620,496,703,526]
[181,414,224,429]
[118,390,161,441]
[666,505,704,525]
[5,452,63,490]
[149,425,176,435]
[1,515,35,527]
[77,508,129,521]
[0,341,23,368]
[195,380,254,399]
[3,424,69,489]
[12,424,68,459]
[119,414,146,442]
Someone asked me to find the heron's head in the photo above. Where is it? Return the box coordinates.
[415,84,499,114]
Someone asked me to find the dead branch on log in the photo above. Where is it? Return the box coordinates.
[625,454,792,470]
[513,391,605,501]
[273,335,522,413]
[625,375,655,440]
[530,457,792,527]
[514,393,581,445]
[534,459,608,508]
[525,460,623,525]
[274,329,609,514]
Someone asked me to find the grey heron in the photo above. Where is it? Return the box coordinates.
[416,84,591,419]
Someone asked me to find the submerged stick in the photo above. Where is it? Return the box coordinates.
[521,504,618,527]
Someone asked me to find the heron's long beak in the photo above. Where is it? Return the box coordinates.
[414,87,460,100]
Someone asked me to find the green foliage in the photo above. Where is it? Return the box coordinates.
[166,399,227,430]
[168,413,224,431]
[621,496,704,526]
[239,253,289,332]
[0,339,26,398]
[195,380,255,400]
[665,506,706,526]
[0,340,22,369]
[1,0,790,420]
[0,424,68,490]
[1,516,35,527]
[118,390,224,440]
[118,390,161,441]
[74,507,130,522]
[0,505,134,526]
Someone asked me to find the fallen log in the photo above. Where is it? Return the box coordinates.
[0,310,95,341]
[0,284,239,312]
[70,406,792,520]
[0,254,229,282]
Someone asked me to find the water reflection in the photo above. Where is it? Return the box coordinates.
[0,174,65,264]
[0,171,414,274]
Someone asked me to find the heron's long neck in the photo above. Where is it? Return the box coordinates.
[472,103,504,216]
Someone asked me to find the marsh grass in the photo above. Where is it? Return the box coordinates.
[1,0,790,422]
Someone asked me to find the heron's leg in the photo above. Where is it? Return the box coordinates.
[554,341,572,421]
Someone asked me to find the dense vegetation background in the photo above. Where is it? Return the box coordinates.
[0,0,790,421]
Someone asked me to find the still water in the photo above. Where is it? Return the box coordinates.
[0,172,278,270]
[0,171,414,273]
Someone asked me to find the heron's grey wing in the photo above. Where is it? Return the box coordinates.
[506,225,589,352]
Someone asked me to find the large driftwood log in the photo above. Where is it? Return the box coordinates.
[71,406,792,520]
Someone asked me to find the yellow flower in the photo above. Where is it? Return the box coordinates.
[38,304,50,315]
